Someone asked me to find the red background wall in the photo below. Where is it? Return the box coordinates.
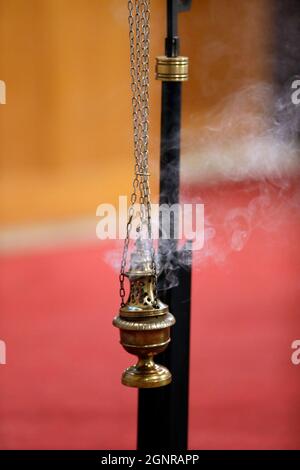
[1,178,300,449]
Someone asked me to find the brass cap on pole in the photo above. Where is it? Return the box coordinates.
[155,55,189,82]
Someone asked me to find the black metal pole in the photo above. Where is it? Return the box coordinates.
[137,0,192,451]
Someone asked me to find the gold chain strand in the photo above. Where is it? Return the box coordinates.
[119,0,155,307]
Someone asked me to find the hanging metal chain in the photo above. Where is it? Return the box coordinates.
[119,0,156,307]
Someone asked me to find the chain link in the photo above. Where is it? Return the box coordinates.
[119,0,156,307]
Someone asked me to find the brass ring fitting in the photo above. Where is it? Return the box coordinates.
[155,56,189,82]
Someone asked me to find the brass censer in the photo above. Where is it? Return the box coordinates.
[113,0,175,388]
[113,241,175,388]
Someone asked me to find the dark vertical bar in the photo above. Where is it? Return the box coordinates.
[137,0,192,451]
[273,0,300,141]
[159,80,182,253]
[137,247,192,450]
[166,0,179,57]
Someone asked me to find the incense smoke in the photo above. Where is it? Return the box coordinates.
[104,80,300,290]
[148,78,300,289]
[104,1,300,291]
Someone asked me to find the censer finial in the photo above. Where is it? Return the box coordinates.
[113,0,175,388]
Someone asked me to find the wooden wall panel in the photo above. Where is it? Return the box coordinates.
[0,0,270,224]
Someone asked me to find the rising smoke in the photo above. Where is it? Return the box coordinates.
[104,0,300,291]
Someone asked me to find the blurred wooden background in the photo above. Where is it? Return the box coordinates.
[0,0,269,225]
